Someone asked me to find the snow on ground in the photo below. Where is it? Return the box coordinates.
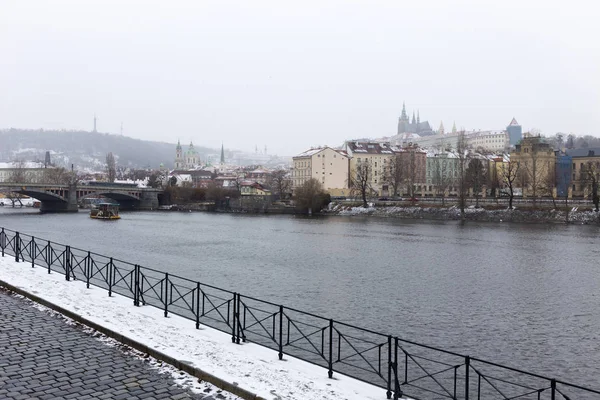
[0,256,394,400]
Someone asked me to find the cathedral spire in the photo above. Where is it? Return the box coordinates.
[439,121,445,135]
[400,102,408,120]
[411,111,416,125]
[452,121,457,134]
[220,143,225,164]
[417,110,420,125]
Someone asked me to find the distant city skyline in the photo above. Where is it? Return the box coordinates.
[1,0,598,156]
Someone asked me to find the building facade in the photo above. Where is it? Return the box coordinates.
[511,136,556,197]
[507,118,522,146]
[292,147,350,194]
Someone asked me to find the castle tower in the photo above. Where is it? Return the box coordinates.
[452,121,457,134]
[93,114,97,133]
[439,121,445,135]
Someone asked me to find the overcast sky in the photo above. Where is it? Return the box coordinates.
[1,0,598,156]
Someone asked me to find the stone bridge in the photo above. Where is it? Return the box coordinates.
[0,183,162,213]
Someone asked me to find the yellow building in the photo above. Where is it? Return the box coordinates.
[343,142,397,196]
[291,147,350,194]
[510,136,556,198]
[567,148,600,197]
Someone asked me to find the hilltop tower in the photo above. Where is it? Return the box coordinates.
[220,143,225,164]
[507,117,522,146]
[93,114,97,133]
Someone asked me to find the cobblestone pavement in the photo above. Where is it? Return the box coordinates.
[0,289,230,400]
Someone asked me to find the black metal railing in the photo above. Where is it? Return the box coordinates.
[1,227,599,400]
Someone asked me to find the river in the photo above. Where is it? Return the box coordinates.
[1,207,599,388]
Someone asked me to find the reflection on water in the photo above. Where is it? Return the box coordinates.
[1,207,599,386]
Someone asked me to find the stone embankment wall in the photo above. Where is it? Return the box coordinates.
[326,202,600,224]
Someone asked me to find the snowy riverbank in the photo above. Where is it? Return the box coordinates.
[327,203,600,224]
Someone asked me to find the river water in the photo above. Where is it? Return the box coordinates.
[1,207,599,388]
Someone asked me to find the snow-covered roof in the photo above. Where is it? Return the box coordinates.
[0,162,46,169]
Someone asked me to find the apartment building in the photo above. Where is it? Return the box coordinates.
[291,147,350,194]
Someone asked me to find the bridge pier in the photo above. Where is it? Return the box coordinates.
[138,190,159,210]
[40,185,79,213]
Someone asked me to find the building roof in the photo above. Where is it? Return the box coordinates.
[508,118,520,126]
[565,147,600,158]
[0,162,46,169]
[345,141,398,155]
[294,146,349,159]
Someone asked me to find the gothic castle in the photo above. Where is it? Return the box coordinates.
[397,102,434,136]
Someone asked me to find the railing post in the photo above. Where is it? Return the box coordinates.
[394,337,401,400]
[31,237,35,267]
[328,319,333,379]
[236,294,242,344]
[163,272,169,317]
[0,228,4,257]
[278,305,284,360]
[386,335,392,399]
[195,282,200,329]
[15,232,20,262]
[108,257,113,297]
[133,265,139,306]
[231,292,237,343]
[465,356,470,400]
[65,246,71,281]
[86,252,91,289]
[46,241,51,274]
[551,379,556,400]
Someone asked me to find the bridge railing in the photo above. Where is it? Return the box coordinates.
[1,226,599,400]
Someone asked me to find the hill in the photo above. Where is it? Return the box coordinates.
[0,128,215,171]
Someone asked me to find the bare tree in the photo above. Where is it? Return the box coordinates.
[541,170,557,209]
[385,155,404,197]
[267,169,292,200]
[522,151,545,205]
[432,156,453,205]
[501,160,520,210]
[466,158,487,207]
[351,161,373,208]
[293,178,330,214]
[43,167,70,184]
[8,160,31,183]
[456,131,470,218]
[106,152,116,183]
[403,151,418,199]
[580,161,600,212]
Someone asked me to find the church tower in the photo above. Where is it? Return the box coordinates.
[185,142,198,169]
[452,121,457,134]
[220,143,225,165]
[439,121,445,135]
[174,140,184,169]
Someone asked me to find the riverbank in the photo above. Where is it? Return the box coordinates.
[326,202,600,224]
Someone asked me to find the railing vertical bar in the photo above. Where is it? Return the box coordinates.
[231,292,237,343]
[328,319,333,379]
[30,237,35,268]
[387,335,392,399]
[163,273,169,317]
[195,283,200,329]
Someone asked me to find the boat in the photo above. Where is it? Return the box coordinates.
[90,203,121,220]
